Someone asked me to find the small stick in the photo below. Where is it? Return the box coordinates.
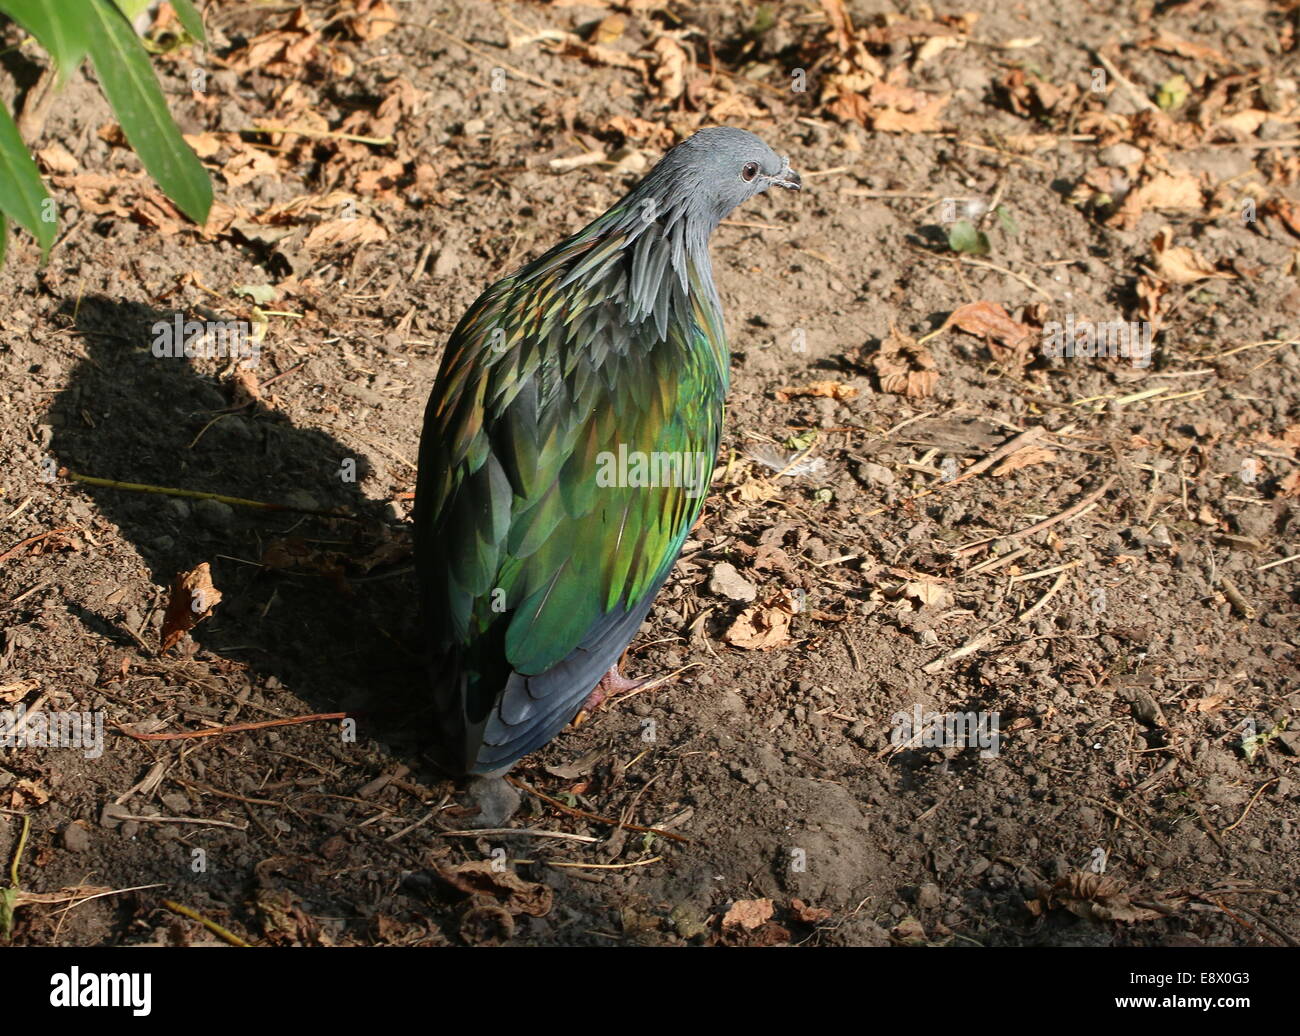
[1091,50,1158,112]
[953,477,1116,558]
[0,529,73,563]
[609,662,702,705]
[1133,758,1179,795]
[1222,779,1278,835]
[841,628,862,670]
[507,777,689,844]
[1009,559,1083,583]
[863,427,1045,519]
[258,359,308,390]
[947,428,1046,489]
[423,23,559,94]
[1220,577,1256,620]
[62,470,357,521]
[436,828,599,843]
[922,628,1002,674]
[966,545,1032,575]
[957,257,1053,300]
[8,815,30,888]
[1016,569,1070,622]
[252,123,392,146]
[117,711,349,741]
[1257,553,1300,573]
[113,814,246,831]
[1208,337,1295,360]
[844,189,937,199]
[2,496,33,523]
[162,900,251,947]
[546,857,662,871]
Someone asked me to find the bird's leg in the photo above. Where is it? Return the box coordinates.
[581,664,646,712]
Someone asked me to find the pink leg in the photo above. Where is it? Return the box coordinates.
[582,664,647,712]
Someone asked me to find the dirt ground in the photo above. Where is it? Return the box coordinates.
[1,0,1298,947]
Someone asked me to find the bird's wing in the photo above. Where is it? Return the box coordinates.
[415,226,727,773]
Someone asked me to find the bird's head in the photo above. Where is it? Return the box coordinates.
[638,126,800,234]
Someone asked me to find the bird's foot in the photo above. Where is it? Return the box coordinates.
[573,665,646,725]
[463,774,521,827]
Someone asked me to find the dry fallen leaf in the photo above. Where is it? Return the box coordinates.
[1151,227,1233,285]
[1268,199,1300,239]
[774,380,859,403]
[36,142,78,173]
[607,115,676,149]
[724,589,798,650]
[1112,171,1203,229]
[722,898,775,930]
[11,530,84,558]
[1037,873,1164,924]
[867,323,939,398]
[790,899,833,924]
[942,300,1036,366]
[1182,693,1230,714]
[991,445,1057,476]
[590,14,626,45]
[0,679,39,705]
[227,9,320,73]
[1002,132,1057,154]
[735,478,781,503]
[348,0,397,39]
[819,0,855,54]
[229,369,263,407]
[13,779,50,806]
[221,144,280,188]
[1135,272,1168,335]
[303,216,389,251]
[901,580,953,609]
[707,92,766,122]
[159,562,223,653]
[434,861,553,918]
[1215,109,1269,140]
[871,96,949,133]
[915,34,965,64]
[652,37,688,101]
[1141,30,1229,66]
[182,132,224,159]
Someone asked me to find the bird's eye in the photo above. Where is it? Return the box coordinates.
[741,162,759,182]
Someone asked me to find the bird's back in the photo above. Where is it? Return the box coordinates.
[415,209,727,774]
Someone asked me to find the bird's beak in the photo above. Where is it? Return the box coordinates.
[770,162,801,191]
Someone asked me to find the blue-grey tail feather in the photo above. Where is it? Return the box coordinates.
[471,590,659,774]
[431,585,662,776]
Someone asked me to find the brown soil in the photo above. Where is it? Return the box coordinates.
[0,0,1297,947]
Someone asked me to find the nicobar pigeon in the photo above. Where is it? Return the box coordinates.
[415,127,800,775]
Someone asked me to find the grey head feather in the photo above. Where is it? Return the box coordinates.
[608,127,799,326]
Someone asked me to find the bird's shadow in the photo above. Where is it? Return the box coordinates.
[49,295,430,755]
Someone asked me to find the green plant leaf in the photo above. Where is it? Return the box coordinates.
[0,886,16,940]
[0,212,8,266]
[234,283,277,304]
[994,204,1018,236]
[1157,74,1188,111]
[113,0,205,44]
[112,0,152,23]
[169,0,206,43]
[0,100,55,255]
[85,0,211,224]
[948,219,990,256]
[0,0,91,82]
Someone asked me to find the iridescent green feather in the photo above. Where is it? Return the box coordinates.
[416,206,727,690]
